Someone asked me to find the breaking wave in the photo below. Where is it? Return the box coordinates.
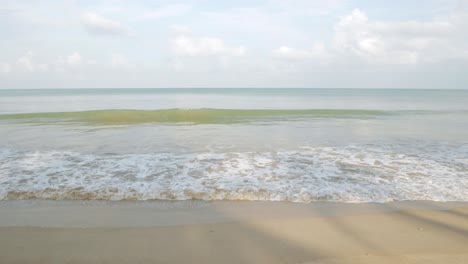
[0,108,412,125]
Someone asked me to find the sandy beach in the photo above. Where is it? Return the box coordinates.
[0,201,467,264]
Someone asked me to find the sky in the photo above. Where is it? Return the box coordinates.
[1,0,468,89]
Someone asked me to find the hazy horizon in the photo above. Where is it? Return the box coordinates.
[1,87,468,91]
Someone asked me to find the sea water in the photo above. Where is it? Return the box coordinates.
[0,88,467,202]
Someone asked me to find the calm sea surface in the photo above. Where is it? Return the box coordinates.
[0,88,467,202]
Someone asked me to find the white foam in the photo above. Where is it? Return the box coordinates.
[0,143,467,203]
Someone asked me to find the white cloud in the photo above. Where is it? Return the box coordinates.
[53,52,88,73]
[15,51,48,72]
[67,52,82,66]
[2,51,134,75]
[273,44,328,60]
[141,4,191,19]
[171,31,245,57]
[272,8,468,65]
[332,9,468,64]
[0,51,50,73]
[81,12,129,35]
[16,54,34,72]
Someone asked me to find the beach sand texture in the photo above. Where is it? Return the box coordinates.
[0,201,467,264]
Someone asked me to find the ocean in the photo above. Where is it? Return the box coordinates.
[0,88,467,203]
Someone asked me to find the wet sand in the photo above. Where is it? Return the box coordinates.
[0,201,467,264]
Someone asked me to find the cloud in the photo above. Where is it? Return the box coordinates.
[67,52,82,66]
[332,9,468,64]
[1,50,136,75]
[0,51,99,75]
[0,51,48,73]
[53,52,88,73]
[15,51,48,72]
[81,12,129,36]
[273,44,328,60]
[273,8,468,65]
[171,31,245,57]
[141,4,191,19]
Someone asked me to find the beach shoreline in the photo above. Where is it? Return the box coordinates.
[1,200,467,263]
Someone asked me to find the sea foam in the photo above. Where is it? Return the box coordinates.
[1,143,467,203]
